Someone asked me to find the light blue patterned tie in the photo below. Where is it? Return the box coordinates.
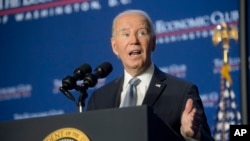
[122,77,141,107]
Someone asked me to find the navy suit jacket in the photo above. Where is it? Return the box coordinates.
[87,65,214,141]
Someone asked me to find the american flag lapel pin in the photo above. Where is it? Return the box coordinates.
[155,84,161,87]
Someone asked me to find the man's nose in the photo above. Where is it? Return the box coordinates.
[130,33,139,44]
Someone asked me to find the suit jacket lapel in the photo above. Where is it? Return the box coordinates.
[113,76,124,107]
[142,66,167,107]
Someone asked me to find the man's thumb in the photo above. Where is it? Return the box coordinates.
[184,98,193,113]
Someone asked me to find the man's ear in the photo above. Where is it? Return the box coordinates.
[111,37,119,56]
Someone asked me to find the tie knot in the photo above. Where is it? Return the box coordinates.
[129,77,141,86]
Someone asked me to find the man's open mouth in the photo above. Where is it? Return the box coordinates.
[129,50,141,56]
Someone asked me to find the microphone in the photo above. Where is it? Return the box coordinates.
[61,63,92,90]
[83,62,113,88]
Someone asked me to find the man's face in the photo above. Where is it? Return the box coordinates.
[111,13,156,76]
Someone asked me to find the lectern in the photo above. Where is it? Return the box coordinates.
[0,106,184,141]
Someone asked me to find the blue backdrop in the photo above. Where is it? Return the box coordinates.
[0,0,248,136]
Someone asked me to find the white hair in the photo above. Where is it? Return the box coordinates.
[111,9,155,37]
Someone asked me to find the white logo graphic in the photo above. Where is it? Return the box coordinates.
[155,10,239,44]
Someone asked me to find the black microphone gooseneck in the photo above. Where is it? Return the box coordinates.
[59,63,92,112]
[59,62,113,113]
[61,63,92,90]
[76,62,113,112]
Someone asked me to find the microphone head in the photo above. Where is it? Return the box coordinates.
[73,63,92,80]
[62,75,76,90]
[95,62,113,78]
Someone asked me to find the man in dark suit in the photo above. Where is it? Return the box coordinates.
[87,9,214,141]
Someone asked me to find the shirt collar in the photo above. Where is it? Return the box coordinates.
[123,63,155,88]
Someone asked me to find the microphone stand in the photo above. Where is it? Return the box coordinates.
[60,84,89,113]
[75,85,88,113]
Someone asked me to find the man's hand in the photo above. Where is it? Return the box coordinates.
[181,98,201,140]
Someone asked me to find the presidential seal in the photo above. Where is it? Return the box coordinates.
[43,127,90,141]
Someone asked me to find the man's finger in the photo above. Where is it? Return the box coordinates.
[184,98,193,114]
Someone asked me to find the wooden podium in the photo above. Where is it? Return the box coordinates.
[0,106,184,141]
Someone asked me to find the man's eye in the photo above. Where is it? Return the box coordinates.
[139,32,146,35]
[137,30,148,36]
[121,33,129,37]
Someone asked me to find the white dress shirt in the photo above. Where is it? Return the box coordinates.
[119,63,154,107]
